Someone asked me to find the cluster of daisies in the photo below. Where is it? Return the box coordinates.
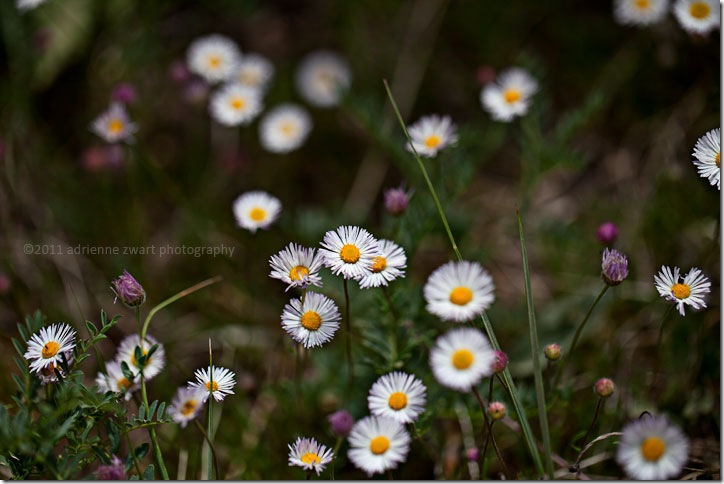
[614,0,720,33]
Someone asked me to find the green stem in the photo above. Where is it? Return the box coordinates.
[343,278,354,391]
[207,341,214,480]
[193,419,220,480]
[578,398,603,450]
[384,79,545,478]
[124,431,143,478]
[472,387,509,479]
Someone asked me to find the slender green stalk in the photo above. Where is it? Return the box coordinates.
[472,387,509,479]
[193,419,220,480]
[207,339,214,480]
[578,398,604,450]
[330,436,344,480]
[517,212,554,479]
[343,278,354,390]
[125,430,143,477]
[383,79,545,478]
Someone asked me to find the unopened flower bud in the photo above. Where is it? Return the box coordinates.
[327,409,354,437]
[594,378,615,398]
[111,270,146,308]
[384,186,412,216]
[112,83,137,105]
[464,447,479,461]
[491,350,508,373]
[544,343,561,361]
[597,222,619,245]
[488,401,507,420]
[601,248,629,286]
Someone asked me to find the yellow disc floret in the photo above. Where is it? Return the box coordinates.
[249,207,267,222]
[689,1,711,19]
[449,286,473,306]
[640,436,666,462]
[205,380,219,392]
[371,256,387,273]
[42,341,60,359]
[504,89,521,104]
[671,283,691,300]
[340,244,361,263]
[388,392,408,410]
[369,435,390,455]
[452,349,474,370]
[289,265,310,281]
[301,311,322,331]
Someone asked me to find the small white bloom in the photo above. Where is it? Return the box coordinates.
[319,225,379,280]
[95,358,138,400]
[209,83,263,126]
[16,0,47,11]
[232,190,282,233]
[347,416,411,477]
[186,34,241,84]
[692,128,720,190]
[654,265,711,316]
[616,414,689,480]
[288,437,334,476]
[368,372,426,424]
[24,323,76,375]
[295,50,351,108]
[480,67,538,122]
[259,104,312,154]
[90,103,137,143]
[281,292,341,348]
[235,53,275,92]
[673,0,720,34]
[169,386,206,428]
[358,239,407,289]
[406,115,458,158]
[188,365,236,402]
[614,0,670,26]
[429,327,496,392]
[269,242,324,291]
[423,260,495,322]
[115,333,166,381]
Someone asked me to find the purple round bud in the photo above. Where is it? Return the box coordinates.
[597,222,619,245]
[488,401,507,420]
[491,350,508,373]
[327,409,354,437]
[601,248,629,286]
[384,187,411,216]
[111,270,146,308]
[464,447,479,461]
[96,455,125,480]
[594,378,615,398]
[544,343,561,361]
[112,83,137,105]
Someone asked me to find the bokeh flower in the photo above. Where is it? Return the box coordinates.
[616,414,689,480]
[328,410,355,437]
[406,114,458,158]
[673,0,720,34]
[384,186,412,216]
[24,323,76,375]
[368,371,426,424]
[288,437,334,476]
[357,239,407,289]
[234,53,275,92]
[169,386,206,428]
[423,260,495,322]
[269,242,324,291]
[188,365,236,402]
[259,104,312,153]
[295,50,351,108]
[597,222,619,244]
[480,67,538,122]
[232,190,282,233]
[186,34,241,84]
[209,83,263,126]
[347,416,411,476]
[90,102,137,143]
[430,327,496,392]
[543,343,561,361]
[614,0,670,26]
[281,292,341,348]
[692,127,720,190]
[95,358,138,400]
[96,455,125,480]
[319,225,379,280]
[654,265,711,315]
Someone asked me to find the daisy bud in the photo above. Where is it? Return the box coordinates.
[112,82,137,105]
[596,222,619,244]
[488,401,506,420]
[491,350,508,373]
[327,409,354,437]
[384,187,411,216]
[111,270,146,308]
[96,455,125,480]
[464,447,479,461]
[594,377,615,398]
[601,248,629,286]
[544,343,561,361]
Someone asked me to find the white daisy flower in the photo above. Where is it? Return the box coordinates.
[654,266,711,316]
[692,128,720,190]
[95,358,138,400]
[480,67,538,122]
[234,53,275,92]
[368,372,426,424]
[115,333,166,381]
[281,292,341,348]
[423,260,495,323]
[406,115,458,158]
[209,83,263,127]
[319,225,379,280]
[288,437,334,476]
[24,323,76,375]
[616,414,689,480]
[614,0,670,26]
[232,190,282,233]
[37,360,69,384]
[673,0,720,34]
[186,34,241,84]
[259,104,312,154]
[348,416,411,477]
[269,242,324,291]
[16,0,47,11]
[169,386,206,428]
[358,239,407,289]
[188,365,236,402]
[295,50,351,108]
[429,327,496,392]
[90,102,137,143]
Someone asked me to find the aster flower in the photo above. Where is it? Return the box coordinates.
[188,365,236,402]
[24,323,76,375]
[347,416,411,477]
[692,128,720,190]
[90,102,137,143]
[654,265,711,316]
[368,372,426,424]
[115,333,166,381]
[269,242,324,291]
[259,104,312,154]
[357,239,407,289]
[169,386,206,428]
[209,83,263,126]
[614,0,670,26]
[295,50,351,108]
[406,115,458,158]
[111,269,146,308]
[232,190,282,233]
[281,292,341,348]
[601,248,629,286]
[288,437,334,476]
[319,225,379,280]
[429,327,496,392]
[37,352,74,384]
[480,67,538,122]
[673,0,720,34]
[234,53,275,92]
[423,260,495,322]
[95,358,138,400]
[616,414,689,480]
[186,34,241,84]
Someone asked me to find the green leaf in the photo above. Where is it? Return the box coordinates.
[142,464,155,480]
[52,413,77,442]
[156,402,166,421]
[85,320,98,337]
[133,442,150,461]
[147,400,157,420]
[120,361,135,382]
[134,346,144,368]
[138,403,146,421]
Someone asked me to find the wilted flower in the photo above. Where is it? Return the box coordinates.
[601,248,629,286]
[111,270,146,308]
[347,416,411,476]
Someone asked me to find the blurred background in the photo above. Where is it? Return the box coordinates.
[0,0,720,479]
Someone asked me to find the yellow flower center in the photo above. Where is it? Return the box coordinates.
[369,435,390,455]
[452,349,474,370]
[230,97,245,110]
[634,0,650,9]
[689,1,710,19]
[504,89,522,104]
[131,349,150,368]
[117,377,131,392]
[425,135,441,149]
[301,452,321,465]
[289,265,310,281]
[107,119,124,135]
[449,286,473,306]
[207,55,221,69]
[181,399,197,416]
[249,207,266,222]
[388,392,408,410]
[40,363,59,377]
[671,283,691,300]
[300,310,322,331]
[41,341,60,359]
[205,380,219,392]
[339,244,361,263]
[716,152,720,167]
[640,436,666,462]
[280,122,296,137]
[371,256,387,273]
